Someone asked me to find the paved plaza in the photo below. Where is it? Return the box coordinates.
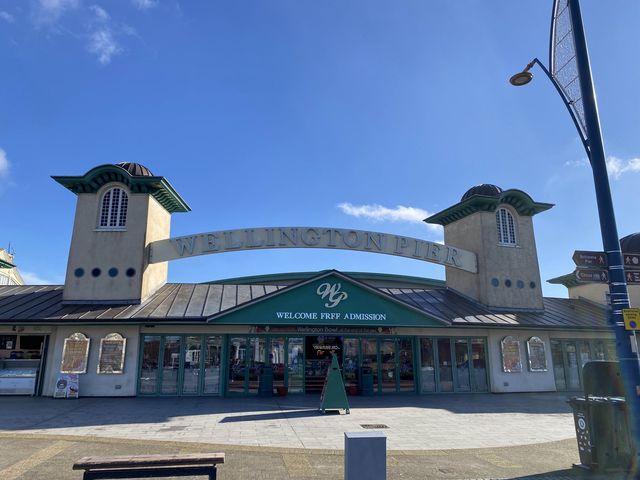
[0,393,576,450]
[0,392,632,479]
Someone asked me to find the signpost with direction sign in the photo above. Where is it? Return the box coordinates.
[575,268,609,283]
[624,254,640,269]
[626,271,640,285]
[573,250,608,267]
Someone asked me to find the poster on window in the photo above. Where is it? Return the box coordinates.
[60,333,90,374]
[501,336,522,373]
[98,333,126,374]
[527,337,548,372]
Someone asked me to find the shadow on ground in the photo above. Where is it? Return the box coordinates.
[0,392,573,432]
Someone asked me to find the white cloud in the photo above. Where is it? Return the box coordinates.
[132,0,158,10]
[34,0,80,26]
[0,149,9,177]
[21,271,58,285]
[337,202,442,232]
[606,156,640,179]
[0,11,15,23]
[564,155,640,180]
[89,5,109,21]
[88,28,121,64]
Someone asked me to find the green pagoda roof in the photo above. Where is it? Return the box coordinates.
[547,272,583,288]
[425,188,553,226]
[52,163,190,213]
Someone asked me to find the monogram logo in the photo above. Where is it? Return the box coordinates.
[316,282,348,308]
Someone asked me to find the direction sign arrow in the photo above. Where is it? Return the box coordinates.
[575,268,609,283]
[625,270,640,285]
[624,253,640,269]
[572,250,608,267]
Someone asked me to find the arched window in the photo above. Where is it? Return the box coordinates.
[496,208,517,245]
[98,187,128,229]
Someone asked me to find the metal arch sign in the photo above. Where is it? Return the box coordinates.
[148,226,478,273]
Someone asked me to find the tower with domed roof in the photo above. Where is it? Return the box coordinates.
[53,163,190,304]
[426,184,554,310]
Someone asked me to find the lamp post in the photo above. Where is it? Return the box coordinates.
[511,0,640,471]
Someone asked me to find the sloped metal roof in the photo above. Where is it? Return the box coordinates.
[0,279,609,330]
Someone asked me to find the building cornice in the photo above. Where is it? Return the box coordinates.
[425,189,554,226]
[52,164,190,214]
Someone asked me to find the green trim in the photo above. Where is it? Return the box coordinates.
[52,164,190,214]
[547,272,583,288]
[425,189,554,226]
[203,270,446,289]
[0,259,15,269]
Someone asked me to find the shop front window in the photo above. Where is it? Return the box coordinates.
[455,339,471,392]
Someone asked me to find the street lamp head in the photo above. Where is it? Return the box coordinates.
[509,70,533,86]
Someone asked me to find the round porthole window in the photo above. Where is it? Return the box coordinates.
[530,281,536,289]
[491,278,499,287]
[108,268,118,278]
[92,268,101,277]
[504,279,512,288]
[74,268,85,278]
[126,268,136,277]
[517,280,524,289]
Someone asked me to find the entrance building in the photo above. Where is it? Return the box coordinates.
[0,162,627,398]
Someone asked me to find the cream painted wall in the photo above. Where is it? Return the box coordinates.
[43,326,140,397]
[445,208,544,310]
[487,330,556,392]
[568,283,640,308]
[63,183,170,303]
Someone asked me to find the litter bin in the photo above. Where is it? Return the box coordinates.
[567,396,592,467]
[567,361,634,472]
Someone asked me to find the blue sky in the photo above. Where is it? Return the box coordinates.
[1,0,639,297]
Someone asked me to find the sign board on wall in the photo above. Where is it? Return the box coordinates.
[149,227,478,273]
[60,333,90,374]
[210,273,446,327]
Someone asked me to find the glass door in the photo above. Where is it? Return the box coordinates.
[420,338,436,393]
[454,339,471,392]
[182,336,201,395]
[228,337,246,394]
[437,338,453,392]
[203,336,222,394]
[248,337,266,394]
[343,338,359,394]
[380,339,396,393]
[471,338,488,392]
[361,338,378,393]
[271,337,285,393]
[551,340,566,391]
[565,342,581,391]
[139,335,160,394]
[160,336,181,395]
[398,338,414,392]
[287,338,304,393]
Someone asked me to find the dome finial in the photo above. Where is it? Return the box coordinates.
[461,184,503,201]
[115,162,154,177]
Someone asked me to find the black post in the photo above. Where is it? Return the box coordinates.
[568,0,640,470]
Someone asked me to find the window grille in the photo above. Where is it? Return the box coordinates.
[98,187,128,229]
[496,208,517,245]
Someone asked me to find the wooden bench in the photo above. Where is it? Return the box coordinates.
[72,453,224,480]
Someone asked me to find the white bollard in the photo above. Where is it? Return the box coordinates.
[344,431,386,480]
